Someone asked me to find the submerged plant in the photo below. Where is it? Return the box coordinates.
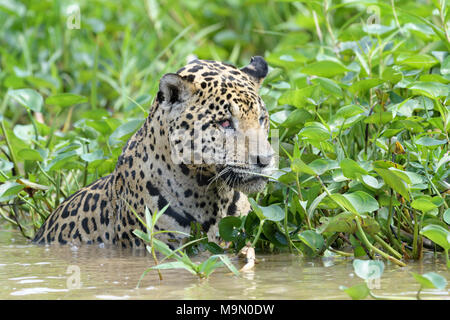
[127,202,239,286]
[340,259,448,300]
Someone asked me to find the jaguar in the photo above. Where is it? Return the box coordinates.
[33,56,276,248]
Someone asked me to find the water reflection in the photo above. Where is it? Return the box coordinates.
[0,230,448,300]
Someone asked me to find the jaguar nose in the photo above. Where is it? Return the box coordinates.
[251,154,273,168]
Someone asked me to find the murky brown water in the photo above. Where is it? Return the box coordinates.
[0,229,448,300]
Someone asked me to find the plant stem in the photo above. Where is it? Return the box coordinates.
[323,0,340,58]
[36,163,67,199]
[445,249,449,269]
[0,118,22,176]
[329,247,353,257]
[252,220,265,248]
[439,0,450,43]
[385,189,402,252]
[149,242,163,281]
[412,209,419,259]
[337,119,349,158]
[284,188,293,253]
[416,285,423,300]
[295,172,311,229]
[0,207,18,225]
[355,218,406,267]
[373,234,402,260]
[317,174,406,266]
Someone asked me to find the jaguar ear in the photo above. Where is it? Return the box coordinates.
[240,56,268,87]
[158,73,194,105]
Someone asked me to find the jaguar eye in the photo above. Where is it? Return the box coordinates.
[259,116,266,125]
[218,119,233,129]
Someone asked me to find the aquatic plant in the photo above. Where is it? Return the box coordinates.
[0,1,448,270]
[340,259,448,300]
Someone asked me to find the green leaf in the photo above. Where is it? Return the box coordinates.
[9,88,43,112]
[0,159,13,172]
[388,167,412,185]
[200,257,223,277]
[212,254,240,277]
[361,174,383,189]
[144,206,153,231]
[340,158,368,179]
[420,224,450,250]
[318,212,380,235]
[415,136,447,147]
[291,158,316,176]
[348,78,383,95]
[444,209,450,225]
[353,259,385,280]
[411,198,438,213]
[382,67,403,83]
[340,283,370,300]
[307,191,327,220]
[109,119,144,146]
[13,124,35,141]
[330,193,358,214]
[0,181,25,199]
[301,60,349,77]
[204,242,224,254]
[150,261,197,275]
[318,212,357,234]
[46,151,80,171]
[218,216,242,241]
[299,122,330,142]
[259,204,285,222]
[441,56,450,75]
[363,24,394,35]
[132,229,150,243]
[17,148,43,161]
[364,111,393,124]
[330,191,379,215]
[374,168,410,201]
[298,230,324,252]
[46,93,88,107]
[262,221,288,248]
[336,104,365,119]
[80,149,106,162]
[154,203,169,226]
[266,51,308,69]
[280,109,313,128]
[308,159,339,176]
[152,238,177,259]
[411,272,447,290]
[344,191,379,214]
[248,198,265,221]
[311,77,343,98]
[407,81,449,99]
[278,85,318,108]
[398,54,439,69]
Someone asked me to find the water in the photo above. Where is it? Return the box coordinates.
[0,230,448,300]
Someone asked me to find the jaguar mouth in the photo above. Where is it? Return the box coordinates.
[218,165,269,193]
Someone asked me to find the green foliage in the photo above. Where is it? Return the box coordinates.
[0,0,448,270]
[129,204,239,284]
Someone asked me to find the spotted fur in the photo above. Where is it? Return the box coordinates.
[33,57,275,248]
